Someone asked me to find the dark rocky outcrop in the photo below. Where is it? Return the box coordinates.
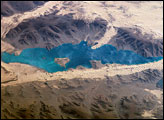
[1,69,163,119]
[1,1,47,17]
[156,78,163,89]
[108,27,163,57]
[90,60,105,69]
[4,12,107,51]
[54,58,70,68]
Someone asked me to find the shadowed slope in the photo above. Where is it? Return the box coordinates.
[1,69,163,119]
[1,1,47,18]
[108,27,163,57]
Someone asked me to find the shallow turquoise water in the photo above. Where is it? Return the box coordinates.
[1,41,163,73]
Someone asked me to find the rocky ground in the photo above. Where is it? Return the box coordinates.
[1,1,47,17]
[1,1,163,119]
[1,69,163,119]
[54,58,70,68]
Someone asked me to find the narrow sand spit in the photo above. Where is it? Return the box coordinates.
[1,2,162,40]
[1,1,163,86]
[1,59,163,86]
[92,26,117,49]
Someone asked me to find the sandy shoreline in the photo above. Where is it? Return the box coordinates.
[1,59,163,86]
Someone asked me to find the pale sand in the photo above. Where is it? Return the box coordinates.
[144,88,163,104]
[142,88,163,119]
[91,26,117,49]
[1,1,163,86]
[82,1,163,48]
[1,41,22,56]
[1,59,163,86]
[142,110,156,119]
[1,40,15,53]
[1,1,62,38]
[1,1,163,40]
[1,2,163,119]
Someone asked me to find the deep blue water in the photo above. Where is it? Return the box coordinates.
[1,41,163,73]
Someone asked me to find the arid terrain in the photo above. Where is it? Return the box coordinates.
[1,1,163,119]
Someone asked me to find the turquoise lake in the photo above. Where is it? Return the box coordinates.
[1,41,163,73]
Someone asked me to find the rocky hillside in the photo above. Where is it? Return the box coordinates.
[108,27,163,57]
[1,1,47,18]
[1,1,163,119]
[1,69,163,119]
[2,1,163,57]
[4,12,107,50]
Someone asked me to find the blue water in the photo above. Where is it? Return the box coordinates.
[1,41,163,73]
